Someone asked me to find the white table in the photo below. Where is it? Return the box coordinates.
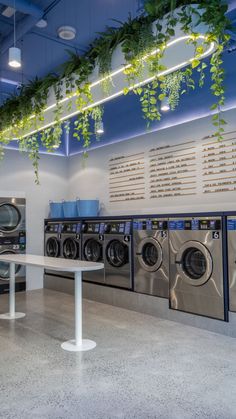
[0,254,103,352]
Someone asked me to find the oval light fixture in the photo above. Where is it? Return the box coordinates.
[57,26,76,40]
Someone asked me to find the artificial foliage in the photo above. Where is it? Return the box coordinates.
[0,0,231,183]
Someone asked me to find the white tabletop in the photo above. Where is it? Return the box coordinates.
[0,254,104,273]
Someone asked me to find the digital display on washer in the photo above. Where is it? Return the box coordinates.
[152,220,158,230]
[87,224,93,232]
[111,224,118,233]
[94,224,100,233]
[184,221,192,230]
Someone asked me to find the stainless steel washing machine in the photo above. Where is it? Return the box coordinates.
[227,216,236,312]
[169,216,226,320]
[104,220,132,289]
[0,197,25,233]
[133,218,169,298]
[0,231,26,294]
[44,221,61,258]
[59,221,82,279]
[82,221,105,284]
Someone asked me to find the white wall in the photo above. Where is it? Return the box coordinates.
[68,109,236,214]
[1,108,236,291]
[0,150,68,290]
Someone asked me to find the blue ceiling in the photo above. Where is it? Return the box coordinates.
[0,0,142,103]
[1,0,236,157]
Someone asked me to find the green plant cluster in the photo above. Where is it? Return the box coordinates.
[0,0,231,183]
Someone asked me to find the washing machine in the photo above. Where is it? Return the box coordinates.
[0,197,25,233]
[82,220,105,284]
[133,218,169,298]
[44,221,61,258]
[0,231,26,294]
[104,220,132,289]
[169,216,226,320]
[59,221,82,279]
[226,215,236,312]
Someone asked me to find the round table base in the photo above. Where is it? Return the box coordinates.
[0,312,26,320]
[61,339,96,352]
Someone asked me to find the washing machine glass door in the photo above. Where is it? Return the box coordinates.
[137,237,163,272]
[84,239,102,262]
[63,238,79,259]
[46,237,60,257]
[176,240,213,286]
[106,240,129,268]
[0,203,21,232]
[0,250,21,280]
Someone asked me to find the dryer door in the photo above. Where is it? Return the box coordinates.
[137,237,163,272]
[63,238,79,259]
[106,239,129,268]
[46,237,60,257]
[176,240,213,286]
[0,203,21,232]
[0,250,21,280]
[84,238,102,262]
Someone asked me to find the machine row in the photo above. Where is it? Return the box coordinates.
[44,215,236,322]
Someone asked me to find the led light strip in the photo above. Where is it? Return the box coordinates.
[3,35,216,140]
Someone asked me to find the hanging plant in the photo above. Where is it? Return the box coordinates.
[19,134,40,185]
[91,106,104,139]
[0,0,232,182]
[160,71,185,110]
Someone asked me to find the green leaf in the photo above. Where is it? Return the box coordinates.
[191,59,200,69]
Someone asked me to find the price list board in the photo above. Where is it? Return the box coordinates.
[149,141,197,199]
[109,152,145,203]
[202,131,236,194]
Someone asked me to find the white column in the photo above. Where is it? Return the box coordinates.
[61,270,96,352]
[9,262,15,317]
[0,262,25,320]
[75,271,82,347]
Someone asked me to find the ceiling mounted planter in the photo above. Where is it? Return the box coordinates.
[4,5,216,141]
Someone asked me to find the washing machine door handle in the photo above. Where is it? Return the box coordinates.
[175,260,182,265]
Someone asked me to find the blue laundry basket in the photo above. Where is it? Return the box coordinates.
[77,199,100,217]
[62,200,78,218]
[49,201,63,218]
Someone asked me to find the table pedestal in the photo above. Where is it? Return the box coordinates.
[61,271,96,352]
[0,263,25,320]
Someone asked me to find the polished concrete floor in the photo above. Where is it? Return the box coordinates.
[0,289,236,419]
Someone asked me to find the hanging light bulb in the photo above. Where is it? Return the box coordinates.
[8,2,21,69]
[160,97,170,112]
[96,120,104,135]
[9,47,21,68]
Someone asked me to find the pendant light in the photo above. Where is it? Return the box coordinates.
[8,2,21,69]
[160,97,170,112]
[95,121,104,135]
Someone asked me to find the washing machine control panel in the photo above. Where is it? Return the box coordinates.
[45,223,60,233]
[82,222,104,234]
[0,231,26,250]
[169,219,221,230]
[61,222,81,234]
[105,221,131,235]
[133,219,168,230]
